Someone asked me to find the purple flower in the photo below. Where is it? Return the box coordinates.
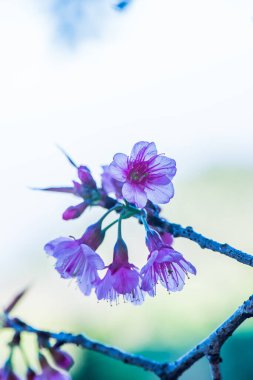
[44,224,105,295]
[141,229,196,296]
[49,348,74,371]
[39,165,99,220]
[101,165,123,199]
[96,238,143,305]
[34,354,71,380]
[109,141,176,208]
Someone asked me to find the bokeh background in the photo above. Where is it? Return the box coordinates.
[1,0,253,379]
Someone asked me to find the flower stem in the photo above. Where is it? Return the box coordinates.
[118,216,123,240]
[99,205,122,223]
[103,219,119,233]
[141,211,150,232]
[124,201,142,215]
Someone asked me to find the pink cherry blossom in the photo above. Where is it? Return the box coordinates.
[44,231,104,295]
[95,238,143,305]
[141,229,196,296]
[109,141,176,208]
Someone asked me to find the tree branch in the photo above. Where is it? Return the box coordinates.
[2,315,163,377]
[3,294,253,379]
[208,356,222,380]
[103,196,253,268]
[161,294,253,379]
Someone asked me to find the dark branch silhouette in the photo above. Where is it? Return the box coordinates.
[3,294,253,380]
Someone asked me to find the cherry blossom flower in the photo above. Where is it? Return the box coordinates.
[141,229,196,296]
[96,238,143,305]
[109,141,176,208]
[44,222,105,295]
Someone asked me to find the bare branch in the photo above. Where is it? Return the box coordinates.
[2,294,253,379]
[2,315,163,377]
[162,294,253,379]
[154,217,253,268]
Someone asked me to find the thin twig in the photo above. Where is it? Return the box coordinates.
[3,294,253,379]
[2,315,163,376]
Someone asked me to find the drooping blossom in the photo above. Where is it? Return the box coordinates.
[34,354,71,380]
[96,238,143,305]
[140,229,196,296]
[0,361,21,380]
[49,348,74,371]
[39,165,99,220]
[109,141,176,208]
[44,222,105,295]
[101,165,123,199]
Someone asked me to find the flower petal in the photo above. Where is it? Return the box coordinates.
[44,238,80,258]
[112,267,139,294]
[95,269,115,301]
[130,141,157,161]
[122,182,147,208]
[148,156,176,180]
[109,153,128,181]
[101,165,123,198]
[145,182,174,204]
[179,258,197,275]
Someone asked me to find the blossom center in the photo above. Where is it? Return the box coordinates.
[128,165,149,184]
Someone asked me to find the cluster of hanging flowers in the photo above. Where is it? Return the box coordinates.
[41,141,196,305]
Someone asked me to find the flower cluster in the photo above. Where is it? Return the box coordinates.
[42,141,196,305]
[0,332,73,380]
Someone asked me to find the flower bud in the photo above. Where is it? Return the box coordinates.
[62,202,88,220]
[80,222,105,250]
[49,348,74,371]
[78,166,97,189]
[113,238,128,266]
